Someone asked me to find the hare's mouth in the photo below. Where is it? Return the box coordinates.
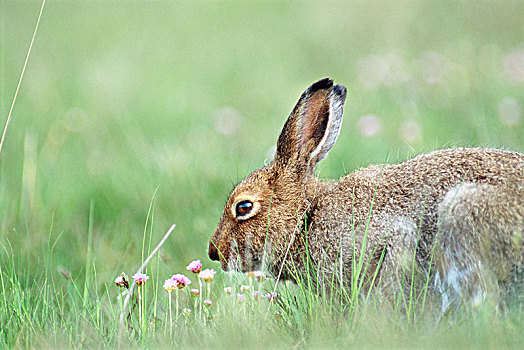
[224,255,262,273]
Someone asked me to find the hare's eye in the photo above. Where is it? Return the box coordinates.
[235,200,253,217]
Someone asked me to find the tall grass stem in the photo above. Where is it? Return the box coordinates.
[0,0,46,156]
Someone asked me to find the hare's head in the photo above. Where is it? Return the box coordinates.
[209,78,347,275]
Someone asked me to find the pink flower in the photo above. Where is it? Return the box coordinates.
[254,271,266,282]
[203,299,212,306]
[171,274,192,289]
[132,272,149,286]
[115,273,129,288]
[198,269,216,282]
[252,291,260,299]
[163,278,177,292]
[191,288,200,296]
[236,293,244,301]
[263,291,278,301]
[186,260,203,274]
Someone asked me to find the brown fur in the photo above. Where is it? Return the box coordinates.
[209,78,524,309]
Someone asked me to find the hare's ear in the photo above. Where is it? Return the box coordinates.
[274,78,347,175]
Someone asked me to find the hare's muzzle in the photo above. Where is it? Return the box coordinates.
[208,241,219,261]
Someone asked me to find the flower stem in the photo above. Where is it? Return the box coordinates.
[199,279,203,320]
[137,286,143,333]
[205,283,211,321]
[168,291,173,338]
[175,288,179,321]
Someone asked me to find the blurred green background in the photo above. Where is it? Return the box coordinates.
[1,1,523,285]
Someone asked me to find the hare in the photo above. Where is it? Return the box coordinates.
[208,78,524,310]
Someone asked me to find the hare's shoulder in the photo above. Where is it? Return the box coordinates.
[337,164,387,189]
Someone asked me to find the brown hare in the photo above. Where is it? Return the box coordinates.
[208,78,524,310]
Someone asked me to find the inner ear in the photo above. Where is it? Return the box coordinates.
[299,91,330,154]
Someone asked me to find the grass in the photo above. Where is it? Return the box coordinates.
[1,0,524,348]
[1,230,523,348]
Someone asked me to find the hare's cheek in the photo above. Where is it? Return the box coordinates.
[226,249,242,271]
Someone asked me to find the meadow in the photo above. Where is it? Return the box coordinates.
[1,1,523,348]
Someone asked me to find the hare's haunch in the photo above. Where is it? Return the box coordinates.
[209,78,524,310]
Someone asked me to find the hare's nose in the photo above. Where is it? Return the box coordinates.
[208,242,219,261]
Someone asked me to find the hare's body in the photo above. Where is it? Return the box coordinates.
[299,148,523,309]
[209,79,524,310]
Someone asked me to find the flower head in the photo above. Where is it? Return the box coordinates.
[253,291,260,299]
[132,272,149,286]
[171,274,192,289]
[224,287,232,294]
[246,270,266,282]
[191,288,200,296]
[115,273,129,289]
[198,269,216,282]
[204,299,212,306]
[236,293,244,301]
[240,285,250,293]
[183,308,192,316]
[263,291,278,301]
[254,271,266,282]
[186,260,203,274]
[163,278,177,292]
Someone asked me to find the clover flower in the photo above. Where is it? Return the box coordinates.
[191,288,200,296]
[224,287,232,294]
[240,285,250,293]
[236,293,244,301]
[115,273,129,288]
[198,269,216,282]
[183,308,192,316]
[186,260,203,274]
[204,299,212,306]
[132,272,149,286]
[171,274,192,288]
[252,291,260,299]
[163,278,177,292]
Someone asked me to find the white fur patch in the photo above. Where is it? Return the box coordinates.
[434,260,486,312]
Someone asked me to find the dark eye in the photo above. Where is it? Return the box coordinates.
[235,200,253,217]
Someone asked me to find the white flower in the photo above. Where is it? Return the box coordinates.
[163,278,177,292]
[198,269,216,282]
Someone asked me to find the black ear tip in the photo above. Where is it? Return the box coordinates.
[309,78,334,92]
[333,84,347,97]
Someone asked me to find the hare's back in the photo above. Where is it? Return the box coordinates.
[338,147,523,215]
[384,148,524,192]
